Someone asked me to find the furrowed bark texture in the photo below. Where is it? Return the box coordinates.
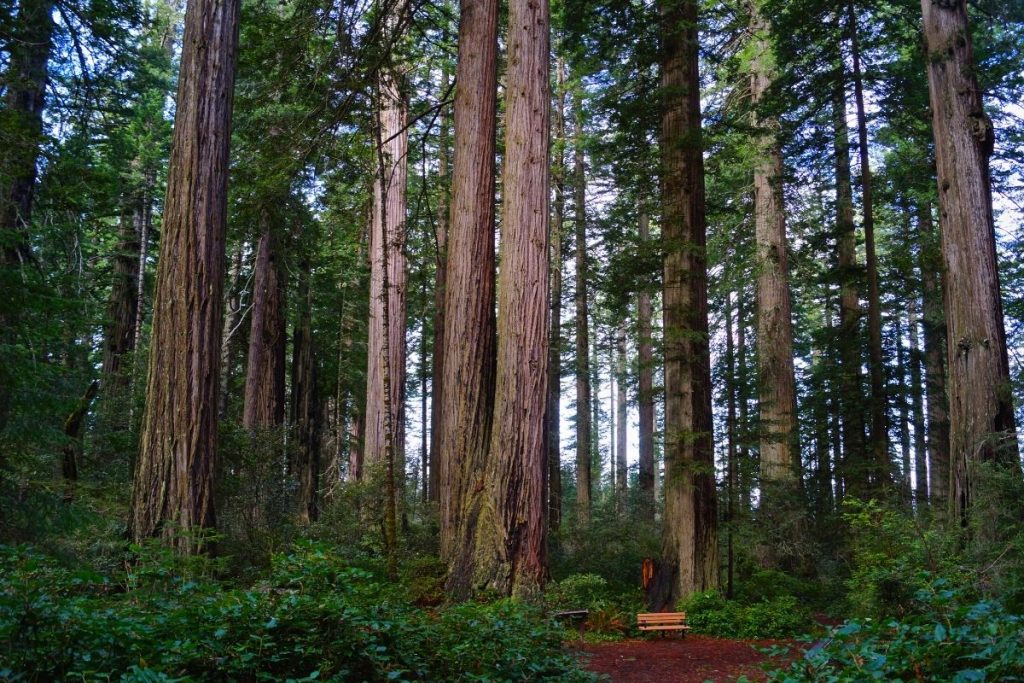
[129,0,240,551]
[653,0,718,607]
[547,57,567,532]
[473,0,550,598]
[573,94,593,525]
[365,67,408,471]
[921,0,1019,523]
[440,0,498,597]
[749,3,798,485]
[637,208,656,516]
[243,224,286,430]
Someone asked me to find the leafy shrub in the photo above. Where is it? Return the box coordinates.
[680,590,810,639]
[546,573,641,641]
[766,580,1024,682]
[0,542,597,682]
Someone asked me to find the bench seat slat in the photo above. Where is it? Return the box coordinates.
[638,625,692,631]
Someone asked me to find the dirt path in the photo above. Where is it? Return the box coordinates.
[575,636,793,682]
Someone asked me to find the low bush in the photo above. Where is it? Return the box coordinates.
[766,579,1024,682]
[0,542,596,682]
[679,590,810,639]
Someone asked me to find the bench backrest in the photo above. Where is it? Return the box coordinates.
[637,612,687,623]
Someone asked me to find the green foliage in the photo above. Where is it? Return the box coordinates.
[766,581,1024,682]
[0,542,596,682]
[679,591,811,639]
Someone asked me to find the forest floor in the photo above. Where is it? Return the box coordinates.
[575,635,797,682]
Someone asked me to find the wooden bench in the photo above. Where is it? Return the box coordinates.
[637,611,690,635]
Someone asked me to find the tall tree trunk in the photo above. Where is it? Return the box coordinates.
[291,270,319,523]
[847,1,888,487]
[102,211,143,385]
[0,0,55,434]
[652,0,718,608]
[909,293,928,506]
[365,65,409,475]
[474,0,550,597]
[749,2,799,487]
[573,92,593,525]
[218,243,246,419]
[128,0,240,551]
[637,208,656,518]
[919,202,950,512]
[724,291,737,598]
[615,322,628,503]
[243,223,287,430]
[832,75,868,496]
[547,56,567,533]
[921,0,1018,525]
[429,67,451,505]
[737,291,752,512]
[440,0,498,597]
[896,316,913,503]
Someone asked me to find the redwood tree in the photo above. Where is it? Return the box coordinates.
[129,0,240,551]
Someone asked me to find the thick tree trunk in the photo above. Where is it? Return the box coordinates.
[653,0,718,608]
[440,0,498,596]
[749,3,798,486]
[0,0,55,434]
[474,0,550,597]
[637,208,656,518]
[243,224,287,430]
[921,0,1019,525]
[365,66,409,475]
[547,57,567,533]
[919,202,950,512]
[429,67,450,505]
[573,94,593,525]
[832,77,868,496]
[129,0,239,551]
[291,271,319,523]
[848,1,888,486]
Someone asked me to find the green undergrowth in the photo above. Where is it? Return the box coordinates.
[0,541,597,682]
[679,590,812,640]
[763,579,1024,682]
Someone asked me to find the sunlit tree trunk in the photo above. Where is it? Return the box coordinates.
[921,0,1019,525]
[440,0,498,597]
[474,0,550,597]
[652,0,718,608]
[429,67,451,505]
[129,0,240,551]
[749,2,798,488]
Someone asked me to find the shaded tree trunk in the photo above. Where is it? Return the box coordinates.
[724,291,737,598]
[615,322,628,503]
[218,243,246,419]
[909,294,928,506]
[919,202,949,512]
[652,0,718,608]
[62,381,100,502]
[573,92,593,525]
[473,0,550,597]
[847,1,888,486]
[243,223,287,430]
[0,0,55,435]
[429,67,451,505]
[832,76,868,496]
[921,0,1018,525]
[547,56,567,533]
[637,208,656,519]
[291,270,319,523]
[129,0,240,551]
[440,0,498,597]
[102,211,143,385]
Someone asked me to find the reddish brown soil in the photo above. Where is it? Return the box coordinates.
[575,636,793,682]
